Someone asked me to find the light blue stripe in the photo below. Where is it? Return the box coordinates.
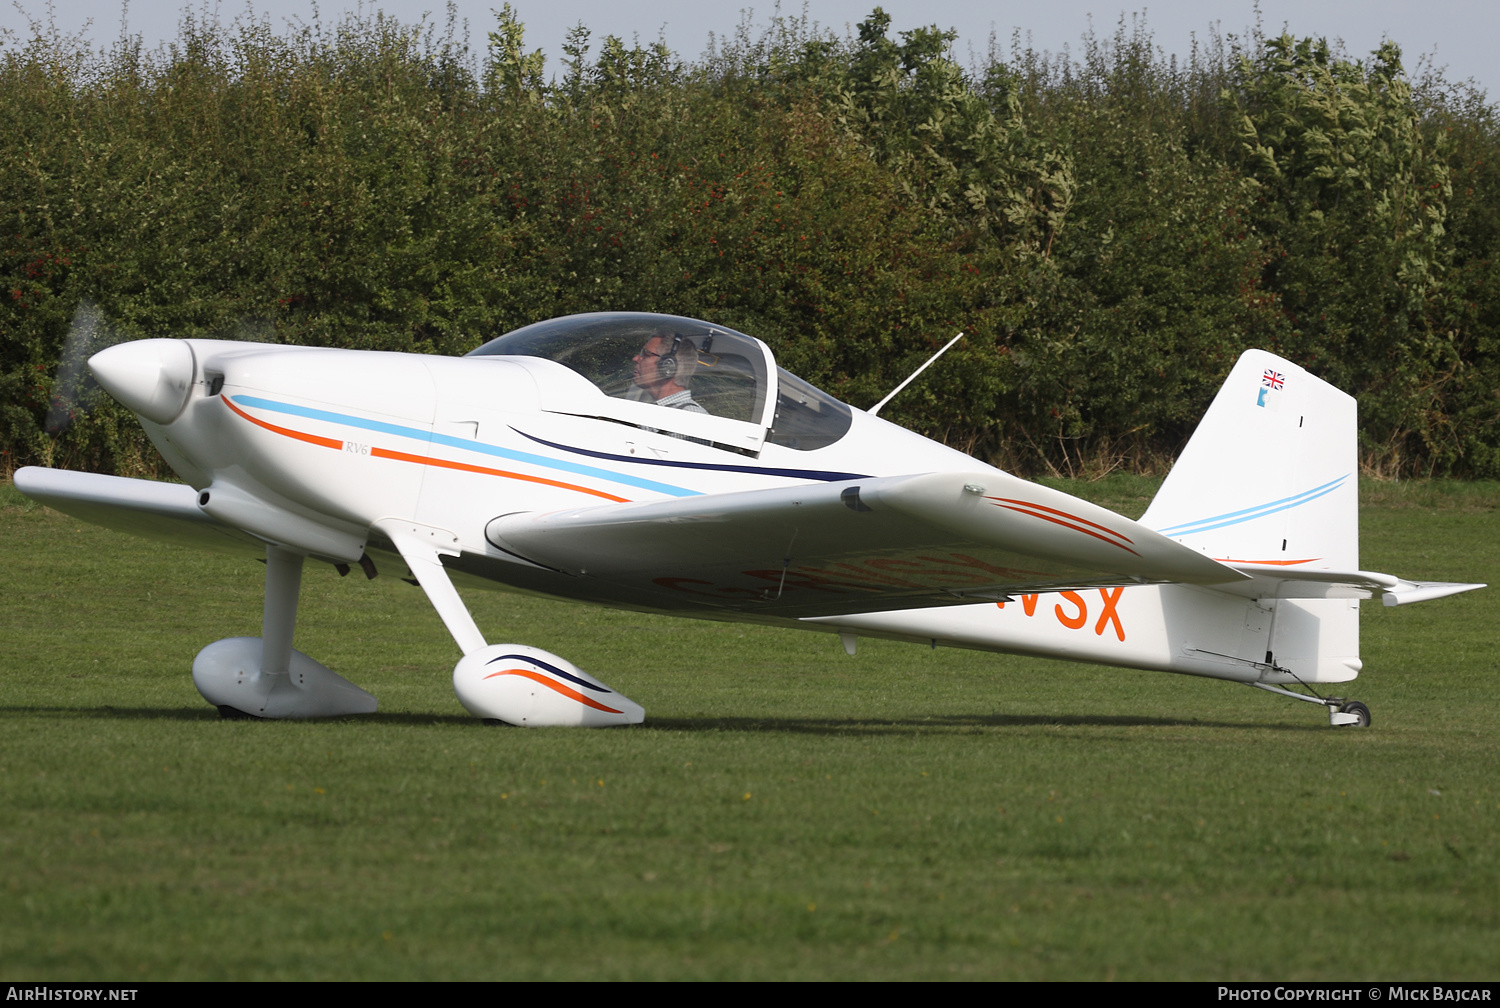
[231,395,699,498]
[1162,476,1348,533]
[1158,475,1348,537]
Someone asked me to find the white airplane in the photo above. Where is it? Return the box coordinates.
[15,312,1484,727]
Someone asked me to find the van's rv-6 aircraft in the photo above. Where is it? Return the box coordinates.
[16,313,1484,727]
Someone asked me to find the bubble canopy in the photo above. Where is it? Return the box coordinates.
[468,313,853,451]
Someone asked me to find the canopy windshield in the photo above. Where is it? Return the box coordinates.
[469,313,771,425]
[469,312,853,451]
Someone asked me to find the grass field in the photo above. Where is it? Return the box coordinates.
[2,476,1496,980]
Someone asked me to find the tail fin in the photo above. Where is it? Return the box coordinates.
[1141,350,1358,572]
[1142,350,1361,684]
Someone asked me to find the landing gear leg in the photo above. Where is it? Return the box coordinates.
[1248,682,1372,727]
[191,545,378,718]
[375,519,644,727]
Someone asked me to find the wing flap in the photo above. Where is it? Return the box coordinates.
[485,471,1244,617]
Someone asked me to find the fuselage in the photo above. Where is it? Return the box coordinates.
[83,317,1364,690]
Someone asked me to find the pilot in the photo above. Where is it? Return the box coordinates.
[632,334,707,414]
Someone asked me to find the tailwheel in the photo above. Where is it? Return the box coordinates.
[1248,682,1373,728]
[1334,700,1371,728]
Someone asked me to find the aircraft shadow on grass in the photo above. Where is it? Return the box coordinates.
[1,705,1312,733]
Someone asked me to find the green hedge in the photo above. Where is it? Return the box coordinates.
[3,6,1497,477]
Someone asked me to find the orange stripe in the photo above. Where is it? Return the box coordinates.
[987,497,1134,544]
[222,395,343,449]
[990,502,1141,556]
[223,396,629,503]
[1216,557,1320,566]
[371,447,629,503]
[483,668,624,713]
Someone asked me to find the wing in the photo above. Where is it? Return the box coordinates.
[14,466,265,558]
[484,470,1248,617]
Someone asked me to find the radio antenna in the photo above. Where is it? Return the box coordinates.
[867,331,964,417]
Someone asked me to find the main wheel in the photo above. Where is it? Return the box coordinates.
[1338,700,1371,727]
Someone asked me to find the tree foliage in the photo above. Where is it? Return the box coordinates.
[1223,35,1457,471]
[2,6,1498,478]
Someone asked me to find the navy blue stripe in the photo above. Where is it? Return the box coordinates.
[514,428,871,482]
[486,654,613,694]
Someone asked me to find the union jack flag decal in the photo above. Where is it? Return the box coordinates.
[1262,369,1284,390]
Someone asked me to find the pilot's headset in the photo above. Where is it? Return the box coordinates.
[656,333,696,382]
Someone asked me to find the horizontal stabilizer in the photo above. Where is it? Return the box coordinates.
[1379,580,1487,607]
[1212,562,1485,605]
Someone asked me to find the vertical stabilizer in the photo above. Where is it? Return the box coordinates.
[1141,350,1358,573]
